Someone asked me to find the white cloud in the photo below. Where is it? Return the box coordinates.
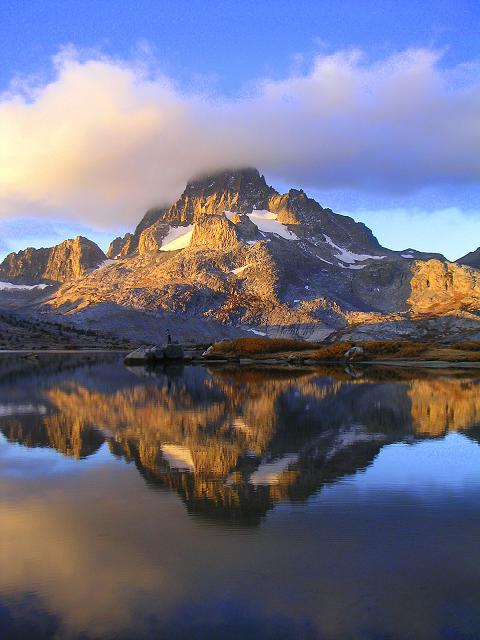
[0,46,479,228]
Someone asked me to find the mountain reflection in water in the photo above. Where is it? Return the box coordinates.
[1,354,480,639]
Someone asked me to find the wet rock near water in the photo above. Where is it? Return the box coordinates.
[124,343,185,365]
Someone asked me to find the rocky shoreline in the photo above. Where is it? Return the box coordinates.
[121,337,480,369]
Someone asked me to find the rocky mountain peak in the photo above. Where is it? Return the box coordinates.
[152,167,275,223]
[0,235,106,285]
[106,232,133,258]
[185,167,272,200]
[127,167,382,256]
[4,166,480,344]
[128,168,276,254]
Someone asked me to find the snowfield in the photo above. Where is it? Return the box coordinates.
[160,225,194,251]
[0,281,50,290]
[231,264,252,275]
[245,327,267,336]
[224,210,298,240]
[323,235,386,265]
[247,210,298,240]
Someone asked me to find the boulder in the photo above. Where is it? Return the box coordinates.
[124,344,182,364]
[124,346,158,365]
[164,344,185,360]
[148,345,166,359]
[344,346,365,361]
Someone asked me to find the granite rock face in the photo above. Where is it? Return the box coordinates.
[127,168,382,257]
[409,260,480,313]
[2,168,480,341]
[107,233,133,258]
[0,236,106,284]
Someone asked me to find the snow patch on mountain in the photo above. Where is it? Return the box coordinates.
[160,225,194,252]
[248,210,298,240]
[231,264,252,275]
[245,328,267,336]
[338,263,367,270]
[323,235,386,265]
[95,259,116,270]
[224,210,298,240]
[0,281,50,290]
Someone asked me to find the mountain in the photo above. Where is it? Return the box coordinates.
[127,167,382,256]
[106,232,133,258]
[0,236,107,284]
[1,168,480,342]
[457,247,480,269]
[3,360,480,524]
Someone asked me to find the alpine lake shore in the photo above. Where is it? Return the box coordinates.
[120,337,480,369]
[4,331,480,370]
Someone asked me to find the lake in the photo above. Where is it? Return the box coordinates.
[1,354,480,639]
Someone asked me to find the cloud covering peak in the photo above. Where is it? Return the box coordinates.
[1,47,479,227]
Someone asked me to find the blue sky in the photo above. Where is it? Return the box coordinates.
[1,0,479,260]
[2,0,478,91]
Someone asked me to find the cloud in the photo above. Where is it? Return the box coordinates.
[0,46,479,228]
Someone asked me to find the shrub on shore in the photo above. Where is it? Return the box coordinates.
[454,342,480,351]
[209,337,438,360]
[312,341,430,360]
[210,337,319,356]
[209,337,480,362]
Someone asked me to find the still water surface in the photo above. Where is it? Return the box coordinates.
[1,354,480,639]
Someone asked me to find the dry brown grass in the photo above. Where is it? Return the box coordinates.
[311,342,354,359]
[209,338,431,360]
[211,337,320,356]
[312,340,430,360]
[209,337,480,363]
[453,342,480,351]
[361,341,430,358]
[422,347,480,362]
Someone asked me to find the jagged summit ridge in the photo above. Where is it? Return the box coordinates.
[114,167,383,258]
[2,167,480,342]
[38,167,475,341]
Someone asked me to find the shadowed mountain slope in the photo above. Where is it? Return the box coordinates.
[457,246,480,269]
